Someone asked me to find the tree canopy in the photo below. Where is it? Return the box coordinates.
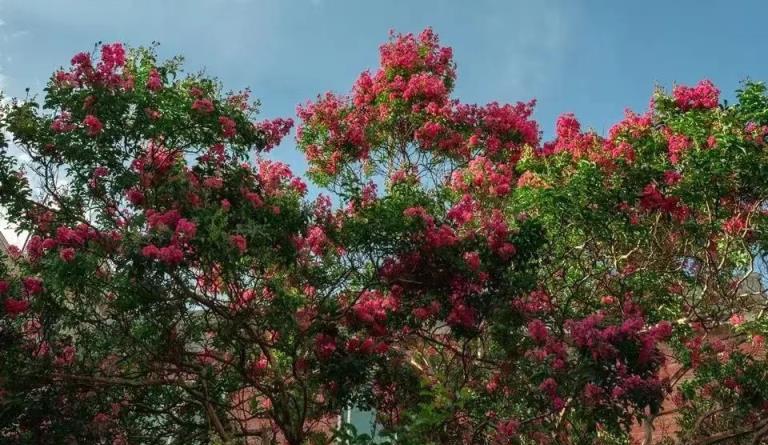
[1,30,768,445]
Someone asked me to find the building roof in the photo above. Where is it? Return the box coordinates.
[0,230,9,254]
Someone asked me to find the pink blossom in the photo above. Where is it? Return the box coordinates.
[583,383,604,406]
[446,302,476,328]
[59,247,76,263]
[145,108,161,120]
[539,377,558,398]
[527,319,549,344]
[147,68,162,91]
[315,333,337,359]
[494,418,519,442]
[100,43,126,68]
[4,298,29,316]
[447,195,476,225]
[673,80,720,111]
[250,355,269,375]
[723,214,747,235]
[663,170,682,186]
[92,412,111,425]
[666,133,691,164]
[54,345,76,366]
[203,176,224,189]
[245,191,264,208]
[22,277,44,295]
[158,245,184,265]
[256,118,293,151]
[389,169,410,184]
[51,112,76,133]
[142,245,160,258]
[126,188,145,205]
[26,235,44,260]
[360,182,377,207]
[601,295,616,305]
[230,234,247,254]
[295,306,317,332]
[192,98,214,113]
[463,251,481,271]
[219,116,237,138]
[71,52,91,68]
[555,113,581,140]
[305,226,328,255]
[174,218,197,241]
[403,72,448,103]
[83,114,103,136]
[147,209,182,231]
[290,177,308,195]
[353,290,397,335]
[729,313,745,326]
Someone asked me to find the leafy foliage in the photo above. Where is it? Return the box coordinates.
[1,30,768,445]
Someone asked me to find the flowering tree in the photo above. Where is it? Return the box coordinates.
[0,44,383,445]
[297,30,768,445]
[2,30,768,445]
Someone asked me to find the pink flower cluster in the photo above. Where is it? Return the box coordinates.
[83,114,103,136]
[51,112,76,133]
[450,156,515,197]
[219,116,237,139]
[665,132,691,164]
[147,68,163,92]
[192,98,214,113]
[257,159,296,196]
[346,336,389,355]
[53,42,129,90]
[541,113,601,160]
[639,183,690,222]
[298,28,539,180]
[723,213,748,236]
[131,140,179,187]
[141,210,197,266]
[315,333,337,360]
[256,118,294,151]
[229,234,247,253]
[4,297,30,316]
[352,289,400,335]
[563,303,673,408]
[673,79,720,111]
[25,224,106,265]
[483,210,516,260]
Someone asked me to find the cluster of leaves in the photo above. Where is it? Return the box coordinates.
[1,30,768,445]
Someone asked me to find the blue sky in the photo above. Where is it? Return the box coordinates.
[1,0,767,243]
